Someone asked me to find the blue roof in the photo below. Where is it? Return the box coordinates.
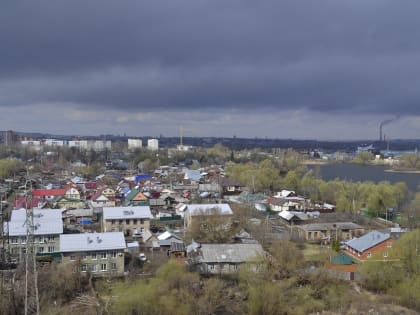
[184,169,202,182]
[135,174,152,184]
[346,230,390,253]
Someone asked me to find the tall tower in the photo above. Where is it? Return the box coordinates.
[24,178,40,315]
[179,126,183,146]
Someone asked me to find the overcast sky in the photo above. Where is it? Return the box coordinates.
[1,1,420,140]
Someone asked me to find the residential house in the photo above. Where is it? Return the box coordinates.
[61,208,93,225]
[124,188,149,206]
[102,206,153,239]
[183,203,234,228]
[55,196,86,209]
[64,183,82,200]
[219,177,245,196]
[32,188,66,201]
[13,196,47,210]
[149,192,176,209]
[5,208,63,262]
[266,196,308,212]
[90,187,116,208]
[187,242,265,275]
[344,230,393,261]
[278,210,310,225]
[60,232,126,277]
[295,222,365,242]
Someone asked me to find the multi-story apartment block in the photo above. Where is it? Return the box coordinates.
[147,139,159,151]
[60,232,126,277]
[5,209,63,261]
[102,206,153,239]
[128,139,142,150]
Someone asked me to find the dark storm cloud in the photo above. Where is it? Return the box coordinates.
[2,0,420,115]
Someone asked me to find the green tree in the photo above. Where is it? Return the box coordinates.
[0,158,21,180]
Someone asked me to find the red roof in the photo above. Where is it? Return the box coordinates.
[32,189,66,197]
[14,196,41,209]
[84,182,97,190]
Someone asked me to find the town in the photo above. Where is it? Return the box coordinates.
[0,131,419,315]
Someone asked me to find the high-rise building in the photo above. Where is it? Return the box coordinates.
[147,139,159,151]
[128,139,142,150]
[3,130,17,146]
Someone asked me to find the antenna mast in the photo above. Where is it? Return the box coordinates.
[24,171,40,315]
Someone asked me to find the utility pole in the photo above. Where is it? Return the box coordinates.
[24,172,40,315]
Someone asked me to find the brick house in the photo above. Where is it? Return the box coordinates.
[344,230,393,261]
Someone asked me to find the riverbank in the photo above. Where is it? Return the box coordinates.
[301,160,329,165]
[385,169,420,174]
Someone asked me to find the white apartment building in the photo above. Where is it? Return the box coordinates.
[147,139,159,151]
[68,140,111,151]
[44,139,68,147]
[128,139,143,150]
[5,208,63,262]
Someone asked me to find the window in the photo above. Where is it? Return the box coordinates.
[111,251,117,258]
[209,264,215,271]
[126,219,130,225]
[38,247,44,253]
[70,255,76,261]
[111,220,115,225]
[111,262,117,270]
[119,220,123,224]
[367,252,372,258]
[383,252,388,258]
[48,246,54,253]
[387,243,392,248]
[91,264,97,272]
[133,219,138,224]
[81,254,87,260]
[140,219,144,224]
[11,237,18,244]
[48,235,54,242]
[38,236,45,243]
[100,252,107,259]
[101,263,107,272]
[91,252,97,260]
[81,264,87,272]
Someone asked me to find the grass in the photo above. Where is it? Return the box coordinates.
[301,243,334,263]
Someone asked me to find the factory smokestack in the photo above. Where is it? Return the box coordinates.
[379,116,399,142]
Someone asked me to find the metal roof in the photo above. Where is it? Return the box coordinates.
[346,230,390,253]
[6,208,63,236]
[103,206,153,220]
[198,243,265,263]
[60,232,126,252]
[298,222,363,231]
[186,204,233,216]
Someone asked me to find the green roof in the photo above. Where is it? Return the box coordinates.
[330,254,354,265]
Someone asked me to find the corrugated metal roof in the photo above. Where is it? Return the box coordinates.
[298,222,363,231]
[6,208,63,236]
[186,204,233,216]
[103,206,153,220]
[60,232,126,252]
[346,230,390,253]
[198,243,264,263]
[32,189,66,197]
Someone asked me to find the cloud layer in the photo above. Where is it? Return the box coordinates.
[1,1,420,139]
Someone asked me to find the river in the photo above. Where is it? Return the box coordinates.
[308,163,420,192]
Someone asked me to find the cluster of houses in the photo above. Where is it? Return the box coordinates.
[2,163,410,281]
[5,202,250,277]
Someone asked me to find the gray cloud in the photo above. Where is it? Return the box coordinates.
[2,0,420,137]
